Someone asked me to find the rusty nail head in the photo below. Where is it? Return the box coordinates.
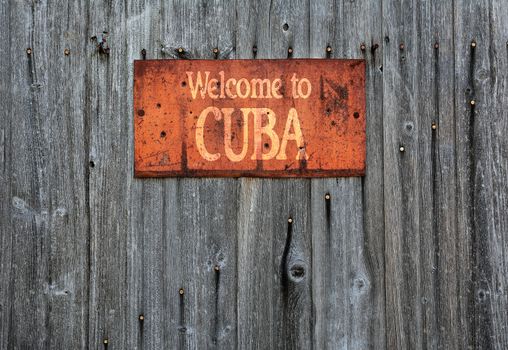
[399,146,405,152]
[325,194,330,200]
[471,41,476,48]
[399,43,405,50]
[326,46,332,53]
[26,48,32,55]
[214,265,220,272]
[431,122,437,130]
[288,217,293,223]
[179,288,184,295]
[64,48,70,56]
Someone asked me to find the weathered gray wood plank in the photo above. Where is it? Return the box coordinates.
[415,1,460,349]
[121,2,165,350]
[454,1,508,349]
[87,1,131,348]
[310,0,385,348]
[158,1,239,349]
[235,1,313,349]
[382,1,422,348]
[344,0,387,347]
[454,1,490,349]
[234,3,275,349]
[0,1,90,349]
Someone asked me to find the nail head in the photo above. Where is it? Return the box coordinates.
[288,217,293,223]
[214,265,220,272]
[360,43,366,51]
[325,194,330,200]
[471,41,477,48]
[399,146,405,152]
[326,46,332,53]
[26,48,32,55]
[399,43,405,50]
[139,315,144,321]
[431,122,437,130]
[64,48,70,56]
[103,339,109,345]
[179,288,184,295]
[212,47,219,54]
[178,47,184,53]
[288,47,293,54]
[434,42,439,49]
[470,100,476,106]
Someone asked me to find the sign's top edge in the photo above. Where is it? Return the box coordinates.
[133,58,366,63]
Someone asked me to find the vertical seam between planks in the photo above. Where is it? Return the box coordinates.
[306,3,314,349]
[381,0,388,348]
[83,1,92,347]
[451,0,463,347]
[233,3,240,348]
[6,2,15,346]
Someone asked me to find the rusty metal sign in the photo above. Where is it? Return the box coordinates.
[134,59,365,177]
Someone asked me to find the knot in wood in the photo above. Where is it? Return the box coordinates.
[288,262,306,282]
[477,289,489,302]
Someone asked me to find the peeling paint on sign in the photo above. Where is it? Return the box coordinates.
[134,59,365,177]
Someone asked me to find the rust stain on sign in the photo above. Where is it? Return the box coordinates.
[134,59,365,177]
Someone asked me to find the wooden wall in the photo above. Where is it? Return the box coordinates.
[1,0,507,349]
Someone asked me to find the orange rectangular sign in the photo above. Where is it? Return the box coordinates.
[134,59,365,177]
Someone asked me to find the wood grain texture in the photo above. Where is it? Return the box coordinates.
[2,0,508,349]
[235,1,313,349]
[382,0,423,348]
[454,1,508,349]
[384,0,466,349]
[133,2,239,350]
[1,1,90,349]
[309,0,385,348]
